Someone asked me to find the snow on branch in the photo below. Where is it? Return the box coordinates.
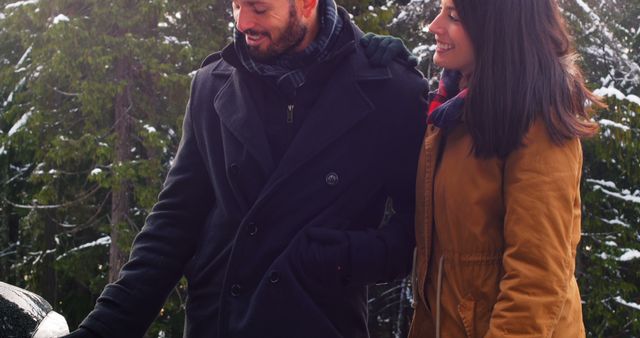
[52,14,69,25]
[8,111,32,136]
[615,296,640,311]
[594,86,640,107]
[56,236,111,261]
[4,0,39,10]
[587,179,640,204]
[598,119,630,131]
[3,184,101,210]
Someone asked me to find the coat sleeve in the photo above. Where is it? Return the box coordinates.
[79,71,215,338]
[346,71,427,285]
[485,122,583,337]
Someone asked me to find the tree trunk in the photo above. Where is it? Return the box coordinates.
[109,55,132,283]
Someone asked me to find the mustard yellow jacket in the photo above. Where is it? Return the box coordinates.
[409,120,586,338]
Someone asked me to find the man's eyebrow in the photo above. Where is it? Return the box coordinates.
[239,0,268,5]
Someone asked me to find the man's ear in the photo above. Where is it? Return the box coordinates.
[299,0,318,19]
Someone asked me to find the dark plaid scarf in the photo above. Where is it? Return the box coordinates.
[234,0,343,97]
[427,69,468,130]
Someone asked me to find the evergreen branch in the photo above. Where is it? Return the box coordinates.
[51,86,80,97]
[4,184,102,210]
[58,192,111,235]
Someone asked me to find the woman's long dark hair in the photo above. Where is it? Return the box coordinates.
[453,0,602,158]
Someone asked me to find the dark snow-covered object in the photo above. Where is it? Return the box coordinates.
[0,282,69,338]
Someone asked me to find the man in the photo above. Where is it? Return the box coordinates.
[67,0,426,337]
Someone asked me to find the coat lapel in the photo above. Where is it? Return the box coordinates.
[213,69,276,176]
[255,57,389,202]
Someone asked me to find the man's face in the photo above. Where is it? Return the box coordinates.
[233,0,308,61]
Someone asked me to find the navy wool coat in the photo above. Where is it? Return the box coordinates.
[80,17,428,338]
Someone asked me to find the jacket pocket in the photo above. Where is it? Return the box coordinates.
[457,295,476,338]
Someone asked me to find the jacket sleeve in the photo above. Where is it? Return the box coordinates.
[79,71,215,338]
[346,71,427,286]
[485,122,583,337]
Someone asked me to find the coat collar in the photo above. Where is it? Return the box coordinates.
[212,12,393,204]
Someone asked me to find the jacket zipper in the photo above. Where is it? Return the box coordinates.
[287,104,294,124]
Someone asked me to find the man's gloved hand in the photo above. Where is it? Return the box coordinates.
[360,33,419,67]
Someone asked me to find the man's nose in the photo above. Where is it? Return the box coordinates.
[235,8,255,33]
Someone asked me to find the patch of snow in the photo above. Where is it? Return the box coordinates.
[16,46,33,69]
[600,217,631,228]
[3,92,14,108]
[143,124,157,133]
[619,249,640,261]
[594,86,640,106]
[56,236,111,261]
[163,36,189,46]
[33,311,69,337]
[5,0,39,10]
[8,111,32,136]
[598,119,630,131]
[586,179,617,189]
[591,184,640,204]
[614,296,640,311]
[52,14,69,24]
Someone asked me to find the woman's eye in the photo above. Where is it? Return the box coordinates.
[448,10,460,22]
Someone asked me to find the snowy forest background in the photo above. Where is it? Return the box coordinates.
[0,0,638,337]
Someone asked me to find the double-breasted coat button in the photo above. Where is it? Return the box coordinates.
[325,172,339,186]
[269,271,280,284]
[248,222,258,236]
[229,163,240,176]
[230,284,242,296]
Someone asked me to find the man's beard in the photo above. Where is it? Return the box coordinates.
[246,5,308,61]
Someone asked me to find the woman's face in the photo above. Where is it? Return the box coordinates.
[428,0,475,76]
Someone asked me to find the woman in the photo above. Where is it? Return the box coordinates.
[409,0,601,337]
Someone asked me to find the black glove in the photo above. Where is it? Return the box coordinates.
[360,32,419,67]
[291,227,350,287]
[59,328,101,338]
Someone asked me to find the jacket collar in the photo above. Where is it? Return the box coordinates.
[212,9,392,193]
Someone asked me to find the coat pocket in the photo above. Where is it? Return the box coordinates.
[457,295,476,338]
